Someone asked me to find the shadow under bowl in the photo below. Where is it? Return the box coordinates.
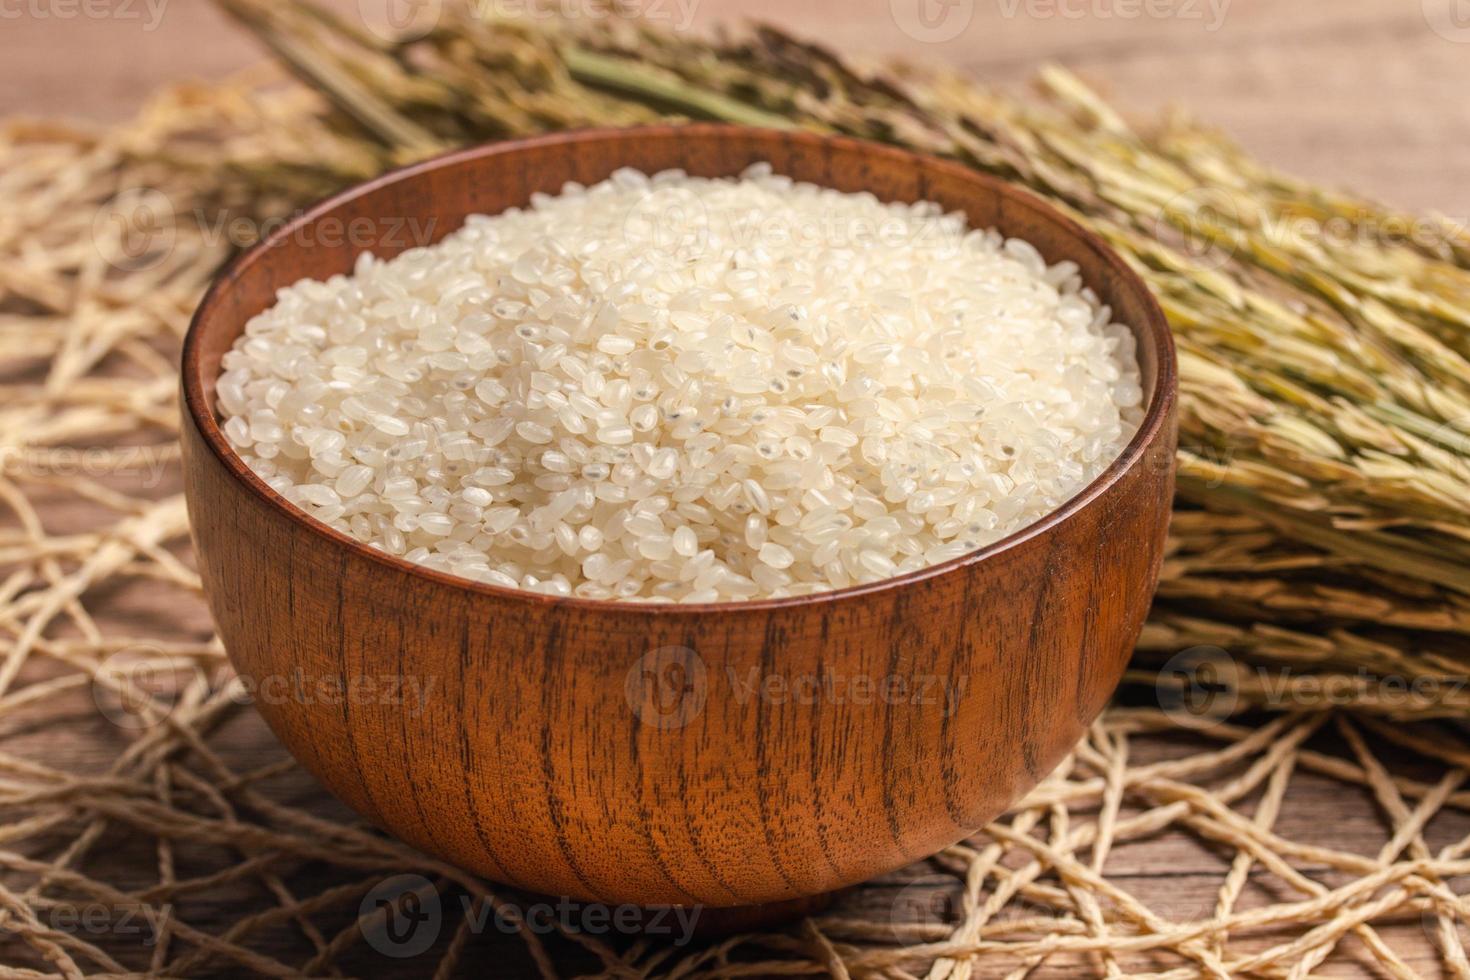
[181,125,1178,910]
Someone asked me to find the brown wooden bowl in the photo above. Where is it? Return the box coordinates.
[181,125,1177,911]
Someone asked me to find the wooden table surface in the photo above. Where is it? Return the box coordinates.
[5,2,1469,977]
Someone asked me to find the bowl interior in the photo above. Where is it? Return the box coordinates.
[183,124,1174,609]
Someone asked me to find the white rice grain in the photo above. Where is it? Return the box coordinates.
[218,165,1144,601]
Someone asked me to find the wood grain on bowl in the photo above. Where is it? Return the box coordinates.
[180,126,1177,909]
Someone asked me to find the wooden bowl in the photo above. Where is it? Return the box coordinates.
[181,125,1177,910]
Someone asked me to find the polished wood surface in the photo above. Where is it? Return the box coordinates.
[179,126,1178,908]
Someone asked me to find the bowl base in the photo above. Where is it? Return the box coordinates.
[682,890,841,937]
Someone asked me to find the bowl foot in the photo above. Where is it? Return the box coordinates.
[673,890,842,938]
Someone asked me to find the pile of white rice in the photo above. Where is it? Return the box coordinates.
[217,165,1144,602]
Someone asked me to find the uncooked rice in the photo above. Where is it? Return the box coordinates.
[217,164,1144,601]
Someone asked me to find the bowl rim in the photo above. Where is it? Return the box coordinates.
[182,123,1177,616]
